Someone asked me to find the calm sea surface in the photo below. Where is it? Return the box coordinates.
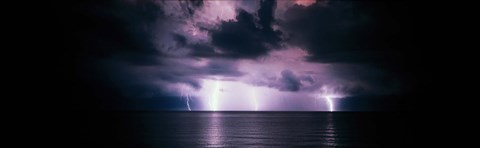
[86,112,412,148]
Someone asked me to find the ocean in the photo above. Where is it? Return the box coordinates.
[84,111,412,147]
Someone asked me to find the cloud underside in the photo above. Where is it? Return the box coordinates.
[72,0,410,101]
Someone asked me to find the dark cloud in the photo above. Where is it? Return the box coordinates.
[82,57,245,102]
[189,43,216,57]
[141,58,244,92]
[172,33,187,47]
[184,0,204,15]
[73,0,164,65]
[204,59,244,77]
[278,70,302,91]
[275,1,412,96]
[159,0,204,18]
[210,0,282,58]
[299,75,314,84]
[326,64,402,95]
[281,1,411,64]
[71,0,244,103]
[69,0,174,111]
[257,0,280,44]
[249,69,307,92]
[247,68,372,94]
[336,85,365,96]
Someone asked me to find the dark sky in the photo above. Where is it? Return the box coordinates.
[69,0,415,111]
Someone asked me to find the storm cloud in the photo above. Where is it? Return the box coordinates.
[210,0,282,58]
[70,0,413,111]
[280,0,411,64]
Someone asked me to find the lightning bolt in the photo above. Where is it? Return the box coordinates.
[254,98,259,111]
[186,94,191,111]
[251,89,259,111]
[316,86,344,112]
[210,80,220,111]
[325,95,334,112]
[181,85,193,111]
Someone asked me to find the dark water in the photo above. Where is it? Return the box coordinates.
[86,112,412,148]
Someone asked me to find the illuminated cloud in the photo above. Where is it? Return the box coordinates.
[293,0,317,7]
[72,0,412,111]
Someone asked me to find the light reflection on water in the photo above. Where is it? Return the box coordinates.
[129,112,409,147]
[324,113,337,147]
[206,113,224,147]
[198,112,339,147]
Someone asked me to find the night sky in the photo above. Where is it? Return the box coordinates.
[69,0,416,112]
